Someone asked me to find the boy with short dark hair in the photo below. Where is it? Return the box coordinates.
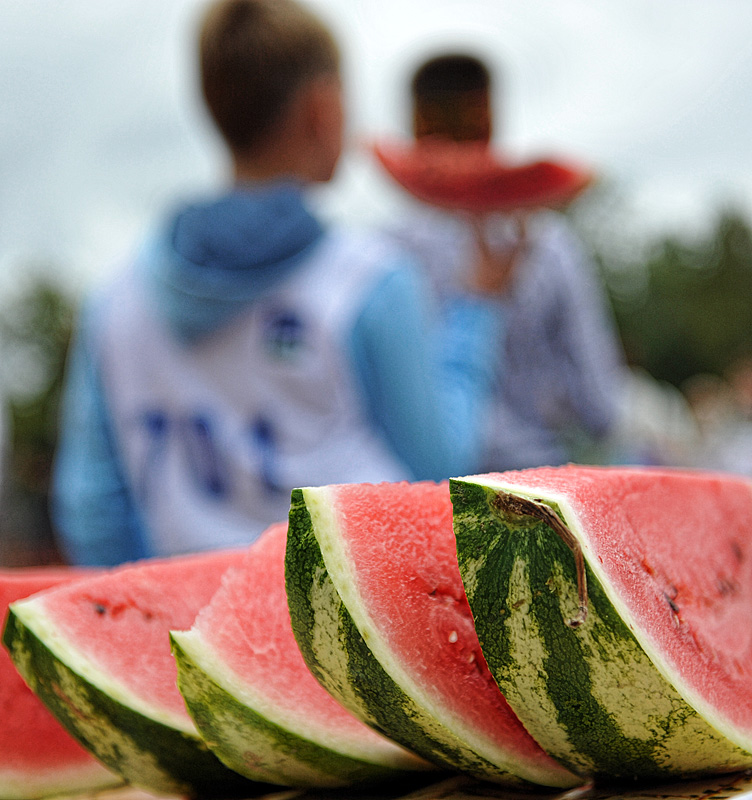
[52,0,508,565]
[411,53,492,143]
[387,50,627,471]
[199,0,342,178]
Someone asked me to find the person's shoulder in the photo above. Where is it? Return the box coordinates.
[385,204,471,254]
[318,223,429,322]
[524,209,596,277]
[78,241,155,334]
[527,209,583,245]
[324,221,421,275]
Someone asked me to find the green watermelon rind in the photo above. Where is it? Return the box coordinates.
[285,487,578,789]
[2,600,264,798]
[171,629,427,788]
[451,476,752,781]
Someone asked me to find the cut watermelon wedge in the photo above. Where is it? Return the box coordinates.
[2,550,273,798]
[285,481,580,788]
[451,465,752,781]
[0,567,121,800]
[373,139,593,213]
[171,522,432,788]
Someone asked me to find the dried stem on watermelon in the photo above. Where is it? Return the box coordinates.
[492,492,588,628]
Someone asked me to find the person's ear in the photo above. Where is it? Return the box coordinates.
[304,75,342,139]
[301,73,345,181]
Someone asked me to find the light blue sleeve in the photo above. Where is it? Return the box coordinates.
[51,301,151,566]
[349,262,506,481]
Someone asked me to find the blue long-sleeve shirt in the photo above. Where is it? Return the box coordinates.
[52,185,505,566]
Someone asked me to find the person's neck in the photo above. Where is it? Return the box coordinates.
[233,155,300,184]
[232,135,320,184]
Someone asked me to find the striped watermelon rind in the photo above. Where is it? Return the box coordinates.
[3,599,265,798]
[0,568,122,800]
[171,628,427,788]
[285,487,577,788]
[451,476,752,781]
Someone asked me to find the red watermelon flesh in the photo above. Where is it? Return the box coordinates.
[176,522,428,783]
[472,465,752,750]
[321,481,575,784]
[31,549,246,723]
[373,139,593,213]
[189,524,391,736]
[0,567,119,798]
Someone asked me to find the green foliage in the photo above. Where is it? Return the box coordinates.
[587,207,752,389]
[0,272,75,565]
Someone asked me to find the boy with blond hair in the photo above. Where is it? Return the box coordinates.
[52,0,509,565]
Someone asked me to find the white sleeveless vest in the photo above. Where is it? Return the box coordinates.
[96,231,409,556]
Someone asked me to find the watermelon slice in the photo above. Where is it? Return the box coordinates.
[451,465,752,782]
[2,549,273,798]
[0,567,121,799]
[171,522,433,787]
[285,481,580,788]
[373,139,593,213]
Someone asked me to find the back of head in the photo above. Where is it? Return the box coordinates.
[411,53,492,143]
[199,0,340,156]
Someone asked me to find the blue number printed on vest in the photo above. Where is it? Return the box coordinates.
[133,408,284,507]
[179,413,229,499]
[135,410,169,504]
[249,416,284,494]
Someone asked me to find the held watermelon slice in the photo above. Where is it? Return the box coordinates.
[0,567,121,800]
[285,481,580,788]
[451,465,752,782]
[171,522,432,788]
[373,139,593,214]
[2,549,273,798]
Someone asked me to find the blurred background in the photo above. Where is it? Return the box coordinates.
[2,0,752,563]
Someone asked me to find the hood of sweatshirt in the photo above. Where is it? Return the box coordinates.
[142,182,325,342]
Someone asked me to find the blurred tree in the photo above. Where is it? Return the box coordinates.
[575,199,752,390]
[0,271,75,566]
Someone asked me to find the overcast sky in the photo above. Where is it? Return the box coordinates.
[3,1,752,294]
